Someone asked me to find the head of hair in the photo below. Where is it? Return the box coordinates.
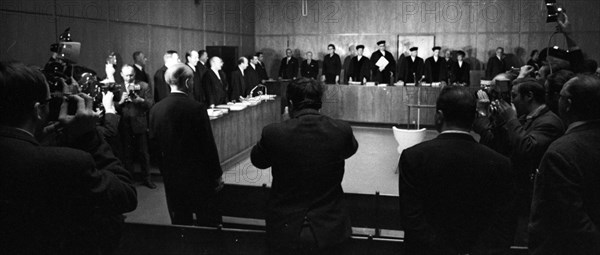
[0,62,49,126]
[496,47,504,52]
[546,69,575,96]
[133,51,143,61]
[563,75,600,120]
[121,64,134,73]
[198,50,207,57]
[255,52,263,57]
[328,44,335,50]
[185,51,192,63]
[356,45,365,50]
[436,85,476,129]
[237,57,247,65]
[164,63,194,91]
[530,49,539,58]
[456,50,466,57]
[286,78,323,111]
[516,81,546,104]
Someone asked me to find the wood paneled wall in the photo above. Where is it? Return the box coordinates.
[254,0,600,79]
[0,0,255,77]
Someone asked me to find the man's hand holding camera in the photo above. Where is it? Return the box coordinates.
[58,93,98,140]
[495,100,518,123]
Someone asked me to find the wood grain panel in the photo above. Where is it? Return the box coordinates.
[0,13,56,66]
[180,0,204,30]
[211,98,281,162]
[147,0,179,27]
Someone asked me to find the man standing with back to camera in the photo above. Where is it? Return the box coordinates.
[251,78,359,255]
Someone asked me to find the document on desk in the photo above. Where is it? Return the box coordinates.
[375,57,389,70]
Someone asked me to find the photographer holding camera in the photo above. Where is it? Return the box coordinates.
[473,76,564,247]
[0,61,137,254]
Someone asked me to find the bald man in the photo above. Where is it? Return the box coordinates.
[117,64,155,189]
[150,63,223,225]
[202,57,229,106]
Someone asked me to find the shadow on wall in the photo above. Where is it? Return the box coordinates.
[464,46,482,70]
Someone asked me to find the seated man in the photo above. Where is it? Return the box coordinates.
[400,86,513,254]
[251,78,359,254]
[0,61,137,254]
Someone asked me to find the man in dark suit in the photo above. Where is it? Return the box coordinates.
[132,51,150,83]
[474,80,565,247]
[0,62,137,254]
[117,65,156,189]
[229,57,248,102]
[246,55,262,95]
[400,86,513,254]
[300,51,319,79]
[371,40,396,84]
[279,48,299,79]
[529,75,600,254]
[452,50,471,86]
[256,51,269,82]
[348,44,371,84]
[424,46,448,84]
[202,56,229,106]
[486,47,509,79]
[185,50,200,102]
[153,50,179,103]
[251,78,359,254]
[398,47,425,84]
[444,49,455,82]
[150,63,223,226]
[194,50,209,104]
[322,44,342,84]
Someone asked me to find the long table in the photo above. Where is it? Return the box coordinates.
[210,98,281,168]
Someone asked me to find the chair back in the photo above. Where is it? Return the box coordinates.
[392,127,427,154]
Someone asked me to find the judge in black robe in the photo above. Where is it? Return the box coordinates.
[398,47,425,84]
[347,45,371,84]
[370,40,396,84]
[444,50,456,83]
[424,46,448,83]
[194,59,208,104]
[300,51,319,79]
[486,47,509,79]
[452,51,471,86]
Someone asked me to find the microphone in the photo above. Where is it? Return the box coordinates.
[248,84,268,99]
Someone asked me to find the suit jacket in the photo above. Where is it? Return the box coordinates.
[348,55,371,83]
[149,93,222,211]
[452,61,471,86]
[300,59,319,79]
[229,68,246,102]
[486,56,508,79]
[257,61,269,81]
[400,133,513,254]
[202,69,229,105]
[133,64,150,84]
[529,120,600,255]
[245,64,262,94]
[370,50,396,84]
[424,56,448,83]
[398,56,425,83]
[0,126,137,254]
[153,65,170,102]
[194,62,209,104]
[251,108,359,249]
[279,56,299,79]
[117,81,154,134]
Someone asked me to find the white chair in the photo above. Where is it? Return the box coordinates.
[392,127,427,173]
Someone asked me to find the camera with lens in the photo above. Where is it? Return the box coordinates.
[478,79,512,117]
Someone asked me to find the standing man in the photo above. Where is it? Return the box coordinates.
[132,51,149,83]
[452,50,471,86]
[251,78,359,254]
[322,44,342,84]
[117,65,155,189]
[348,45,371,84]
[185,50,200,101]
[150,63,223,226]
[278,48,298,80]
[370,40,396,84]
[398,47,425,84]
[256,52,269,83]
[230,57,248,102]
[424,46,448,84]
[300,51,319,79]
[444,49,455,82]
[153,50,179,103]
[245,55,262,95]
[202,56,229,106]
[486,47,509,79]
[194,50,209,104]
[529,75,600,254]
[400,86,513,254]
